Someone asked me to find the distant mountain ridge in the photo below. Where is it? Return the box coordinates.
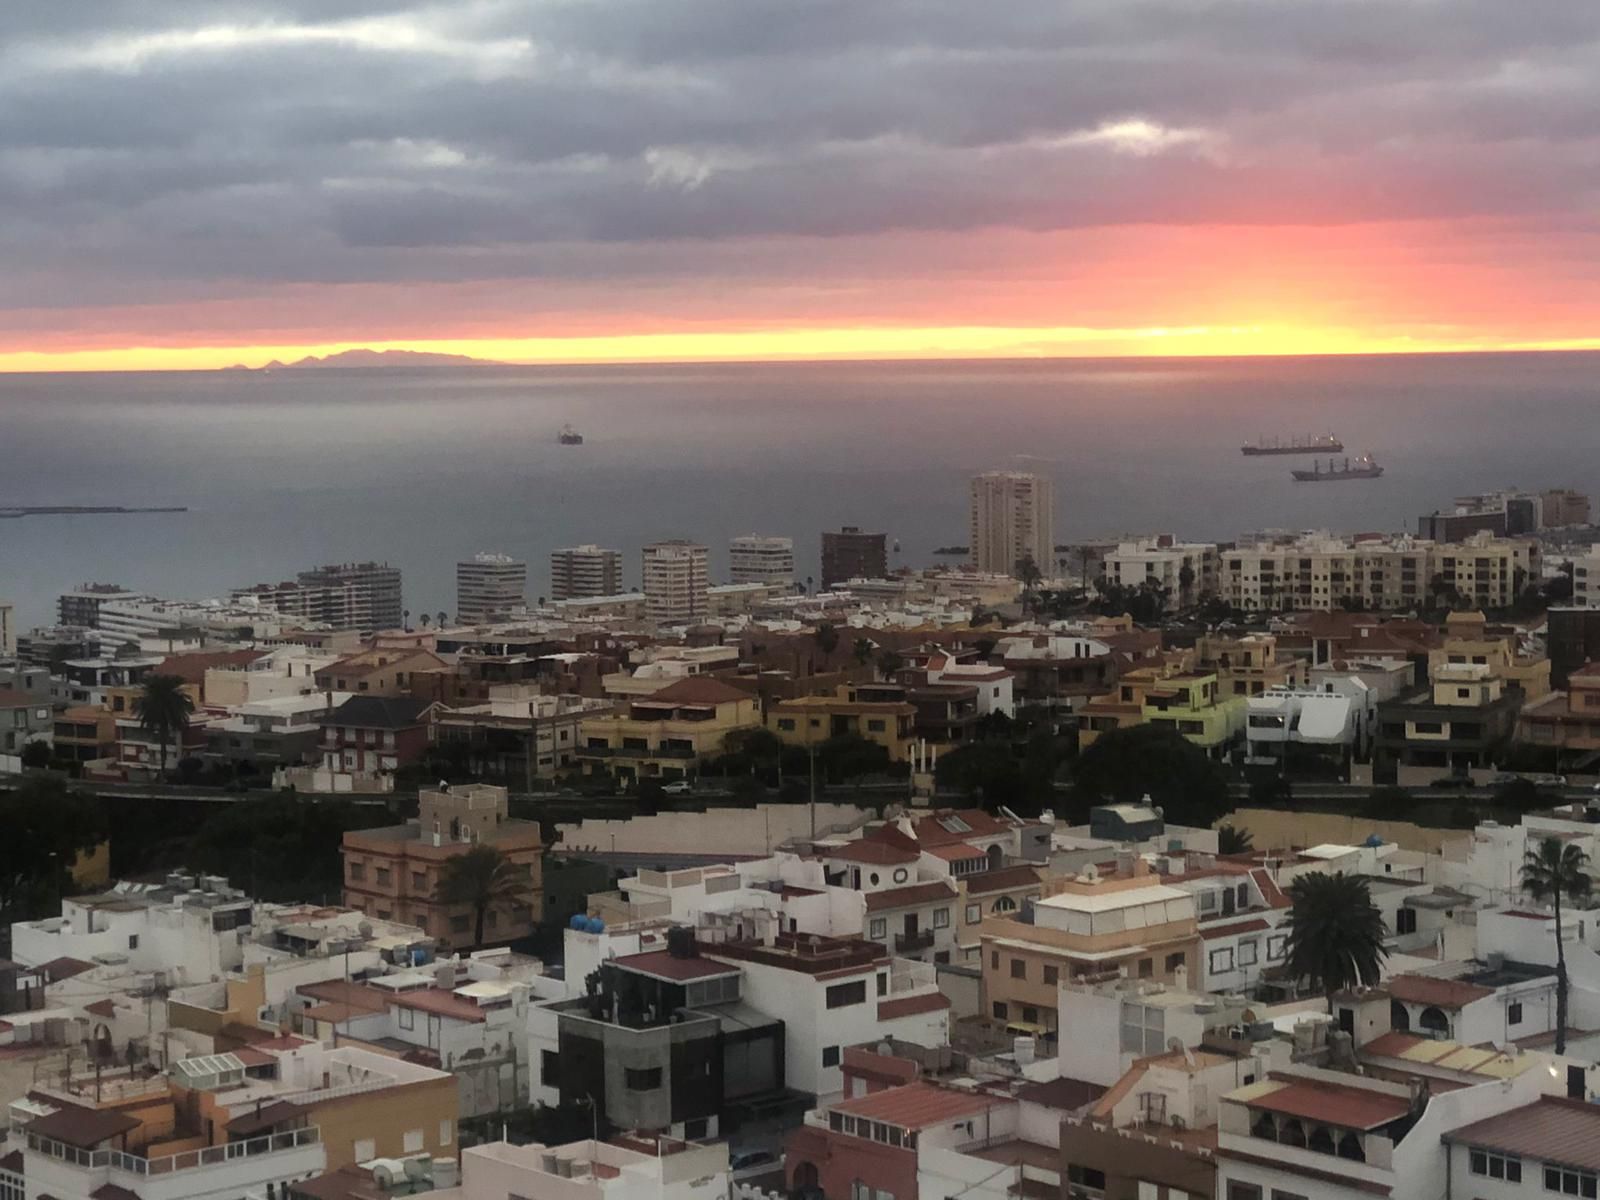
[225,348,502,370]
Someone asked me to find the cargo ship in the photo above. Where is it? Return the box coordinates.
[558,424,584,445]
[1291,454,1383,482]
[1241,433,1343,456]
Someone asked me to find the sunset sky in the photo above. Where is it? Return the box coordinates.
[6,1,1600,370]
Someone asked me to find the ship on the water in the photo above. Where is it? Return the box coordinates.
[1291,454,1383,482]
[1241,433,1343,456]
[558,424,584,445]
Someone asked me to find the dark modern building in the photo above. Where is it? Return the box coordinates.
[1417,509,1506,541]
[550,928,786,1140]
[821,527,888,589]
[1548,607,1600,688]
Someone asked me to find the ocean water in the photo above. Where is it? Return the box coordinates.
[0,352,1596,629]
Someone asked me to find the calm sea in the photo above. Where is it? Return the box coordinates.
[1,353,1597,629]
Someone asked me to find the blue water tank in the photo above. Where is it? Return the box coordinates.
[569,914,588,930]
[586,917,605,934]
[1364,833,1386,847]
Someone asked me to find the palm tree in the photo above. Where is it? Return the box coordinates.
[435,845,534,948]
[1015,556,1043,613]
[852,637,874,666]
[133,674,195,779]
[1284,872,1387,1009]
[1217,824,1254,854]
[436,610,448,628]
[814,621,840,656]
[1521,837,1592,1054]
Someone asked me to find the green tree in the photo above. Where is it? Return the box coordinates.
[187,795,392,902]
[852,637,875,666]
[1217,824,1254,854]
[19,740,51,770]
[1284,872,1388,1008]
[876,649,904,679]
[723,727,785,777]
[1071,725,1231,828]
[1521,837,1592,1054]
[974,638,997,661]
[133,674,195,778]
[435,844,535,948]
[936,741,1023,809]
[1015,556,1043,612]
[817,733,889,785]
[0,777,108,933]
[814,622,841,656]
[1178,564,1197,605]
[1248,775,1293,808]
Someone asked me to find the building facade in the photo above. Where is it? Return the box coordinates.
[969,471,1055,578]
[236,562,404,633]
[550,544,624,601]
[642,541,709,626]
[728,534,795,587]
[821,527,888,589]
[455,553,527,624]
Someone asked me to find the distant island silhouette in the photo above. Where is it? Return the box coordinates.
[224,348,503,370]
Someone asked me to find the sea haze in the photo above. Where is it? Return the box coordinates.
[1,352,1596,628]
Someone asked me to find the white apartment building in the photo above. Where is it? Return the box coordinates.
[550,545,624,601]
[969,471,1055,578]
[1102,538,1220,606]
[0,600,14,658]
[455,553,527,624]
[441,1136,729,1200]
[1220,533,1540,612]
[1569,545,1600,608]
[1245,678,1376,766]
[233,562,404,634]
[728,534,795,587]
[641,541,709,626]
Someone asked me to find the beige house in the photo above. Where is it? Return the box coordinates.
[576,676,760,781]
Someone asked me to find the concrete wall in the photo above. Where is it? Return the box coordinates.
[556,804,875,857]
[1223,806,1473,857]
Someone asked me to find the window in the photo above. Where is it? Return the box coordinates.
[397,1006,415,1030]
[1471,1151,1522,1182]
[128,935,139,950]
[1508,1001,1524,1025]
[1545,1166,1595,1198]
[1266,934,1287,961]
[965,903,980,923]
[1166,952,1186,972]
[1011,958,1027,980]
[1271,1192,1309,1200]
[354,1138,376,1163]
[867,719,885,732]
[439,1121,453,1146]
[991,950,1000,969]
[411,871,426,891]
[869,918,886,939]
[450,914,470,933]
[403,1129,424,1153]
[992,895,1017,914]
[350,862,366,882]
[1069,1165,1108,1193]
[993,1002,1008,1020]
[1238,940,1258,967]
[1043,965,1059,985]
[1022,1006,1039,1024]
[375,867,391,885]
[777,718,795,731]
[541,1049,559,1084]
[851,1183,870,1200]
[877,972,887,995]
[827,980,867,1008]
[932,908,950,929]
[1226,1185,1262,1200]
[822,1045,840,1068]
[625,1067,663,1091]
[1396,908,1417,935]
[1138,958,1153,978]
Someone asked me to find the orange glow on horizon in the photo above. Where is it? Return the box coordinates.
[3,322,1600,373]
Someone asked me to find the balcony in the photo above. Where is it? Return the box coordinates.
[27,1125,322,1178]
[895,930,936,953]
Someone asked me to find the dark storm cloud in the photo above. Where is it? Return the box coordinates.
[2,0,1599,306]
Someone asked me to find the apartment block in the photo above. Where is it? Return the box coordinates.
[0,599,14,658]
[1543,488,1592,528]
[728,534,795,587]
[641,540,709,625]
[550,544,624,601]
[455,552,526,624]
[969,471,1054,578]
[235,562,404,633]
[820,526,887,588]
[1103,538,1220,607]
[341,784,543,951]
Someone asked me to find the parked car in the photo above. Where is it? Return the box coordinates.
[661,779,693,795]
[730,1149,784,1182]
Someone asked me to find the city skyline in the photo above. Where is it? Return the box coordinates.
[4,3,1600,371]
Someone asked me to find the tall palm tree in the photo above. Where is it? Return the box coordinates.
[133,674,195,779]
[814,621,840,656]
[1284,872,1387,1009]
[1521,837,1592,1054]
[852,637,874,667]
[435,845,534,947]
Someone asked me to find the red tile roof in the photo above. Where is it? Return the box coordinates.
[385,988,490,1023]
[611,949,743,983]
[639,677,752,706]
[864,880,958,912]
[27,1105,141,1149]
[1444,1097,1600,1170]
[1239,1078,1411,1130]
[877,992,950,1021]
[1386,974,1494,1008]
[831,1081,1005,1130]
[912,810,1013,847]
[1201,918,1272,940]
[926,844,988,863]
[1249,868,1291,909]
[964,865,1042,896]
[157,650,268,683]
[826,841,920,866]
[84,999,117,1018]
[37,957,96,982]
[1360,1032,1425,1058]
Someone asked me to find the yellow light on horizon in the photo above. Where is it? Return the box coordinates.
[1,322,1597,373]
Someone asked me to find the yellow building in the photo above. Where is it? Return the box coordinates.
[1078,653,1194,749]
[1141,671,1246,755]
[980,862,1201,1037]
[577,676,760,781]
[1520,663,1600,762]
[1194,633,1308,698]
[768,684,918,760]
[955,864,1044,965]
[1429,610,1550,699]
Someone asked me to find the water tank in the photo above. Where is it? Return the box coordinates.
[1013,1036,1036,1066]
[569,914,588,930]
[586,917,605,934]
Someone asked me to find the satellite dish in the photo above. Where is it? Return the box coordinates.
[1166,1036,1185,1053]
[404,1158,430,1182]
[358,921,374,938]
[372,1165,397,1188]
